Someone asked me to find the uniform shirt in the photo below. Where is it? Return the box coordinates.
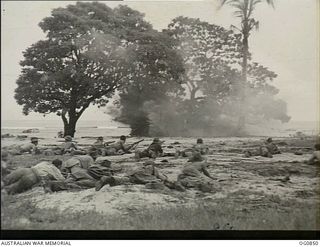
[64,155,94,170]
[181,162,210,177]
[109,140,126,152]
[265,142,280,154]
[95,157,111,167]
[148,143,163,155]
[19,143,37,153]
[183,162,209,172]
[192,144,209,154]
[62,141,78,151]
[92,140,104,148]
[32,161,65,181]
[62,156,95,180]
[129,164,167,182]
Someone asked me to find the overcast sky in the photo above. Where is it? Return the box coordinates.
[1,0,319,123]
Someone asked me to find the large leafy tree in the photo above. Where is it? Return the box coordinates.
[109,31,185,136]
[219,0,275,131]
[15,2,167,137]
[145,16,289,136]
[166,16,242,103]
[165,17,243,131]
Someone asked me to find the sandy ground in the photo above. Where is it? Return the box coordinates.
[3,135,319,220]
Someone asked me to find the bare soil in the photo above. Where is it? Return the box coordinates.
[1,136,319,230]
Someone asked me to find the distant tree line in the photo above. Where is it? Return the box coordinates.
[15,2,289,137]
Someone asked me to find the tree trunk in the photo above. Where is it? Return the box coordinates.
[63,118,77,137]
[60,85,90,137]
[238,24,249,133]
[190,88,197,102]
[61,109,78,137]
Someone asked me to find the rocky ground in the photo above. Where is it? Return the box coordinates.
[1,136,320,230]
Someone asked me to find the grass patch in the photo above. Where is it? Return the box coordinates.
[1,195,319,230]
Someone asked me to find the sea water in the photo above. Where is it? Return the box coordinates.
[1,119,318,141]
[1,119,131,146]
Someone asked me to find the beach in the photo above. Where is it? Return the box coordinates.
[1,127,319,230]
[1,119,318,146]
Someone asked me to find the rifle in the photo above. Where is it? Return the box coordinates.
[127,139,144,150]
[103,141,115,147]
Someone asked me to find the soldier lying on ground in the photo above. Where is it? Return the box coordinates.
[135,138,164,160]
[60,136,86,155]
[175,138,209,158]
[1,151,10,177]
[92,136,104,148]
[102,135,128,155]
[177,153,217,192]
[88,156,121,179]
[264,138,281,155]
[4,137,40,155]
[57,155,96,189]
[91,136,104,154]
[103,136,143,156]
[305,143,320,165]
[44,156,120,192]
[1,151,10,196]
[89,137,116,156]
[3,159,65,195]
[95,160,183,191]
[244,137,281,158]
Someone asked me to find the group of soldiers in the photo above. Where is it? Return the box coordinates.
[1,135,320,196]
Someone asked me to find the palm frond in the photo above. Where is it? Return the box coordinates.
[220,0,275,18]
[253,0,262,5]
[219,0,243,9]
[233,10,244,18]
[220,0,229,6]
[265,0,275,8]
[231,2,246,11]
[247,0,255,18]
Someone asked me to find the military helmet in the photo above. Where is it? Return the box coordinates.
[153,138,160,143]
[197,138,203,144]
[31,137,39,143]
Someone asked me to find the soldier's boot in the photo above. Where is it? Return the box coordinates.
[43,182,53,193]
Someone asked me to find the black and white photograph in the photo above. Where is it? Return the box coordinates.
[1,0,319,236]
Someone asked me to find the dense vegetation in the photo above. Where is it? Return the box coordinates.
[15,1,289,137]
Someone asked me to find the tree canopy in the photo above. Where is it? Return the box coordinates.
[15,2,289,137]
[15,2,183,136]
[132,17,290,136]
[165,16,243,102]
[109,30,185,136]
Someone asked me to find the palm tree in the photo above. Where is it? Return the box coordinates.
[219,0,274,132]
